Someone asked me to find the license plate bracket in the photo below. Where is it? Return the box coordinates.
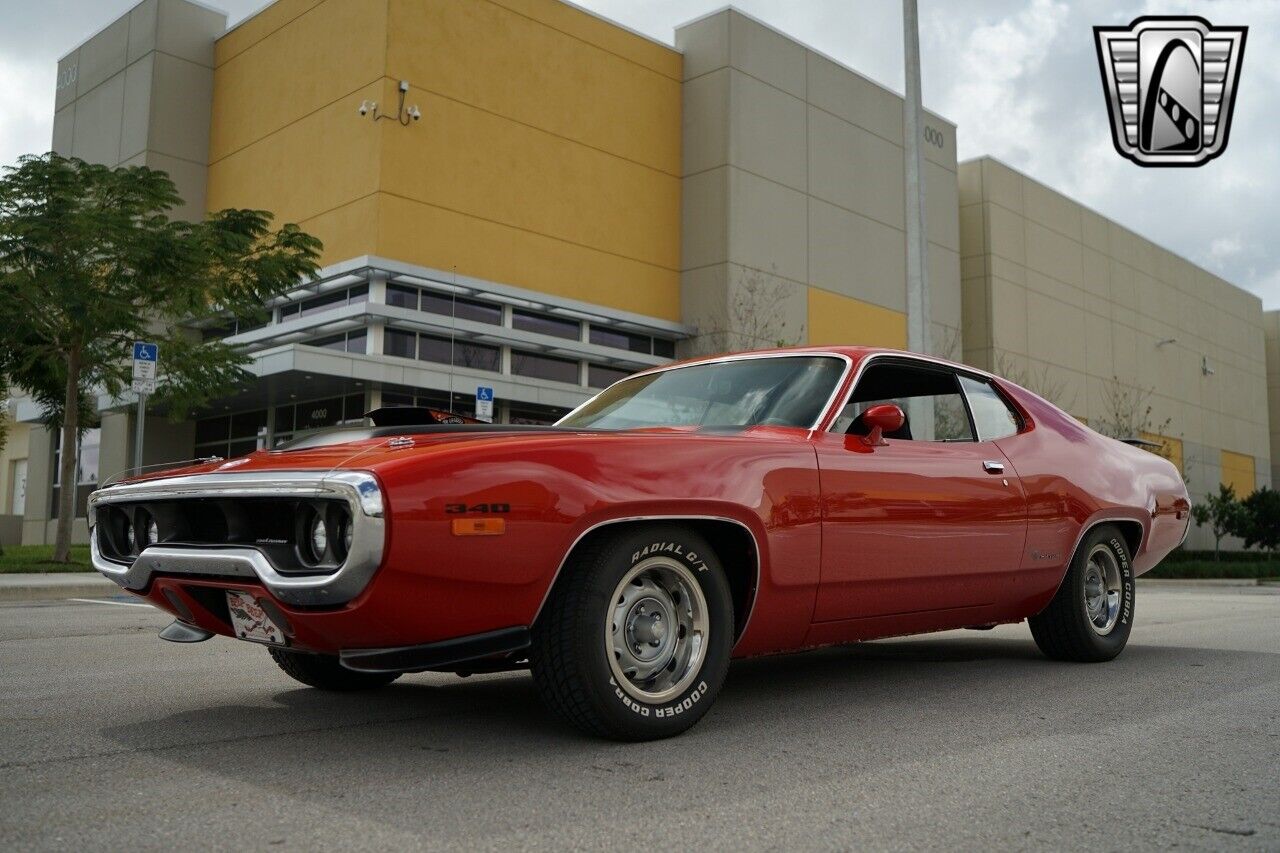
[226,590,287,646]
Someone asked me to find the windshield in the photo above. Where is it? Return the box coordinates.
[557,355,846,430]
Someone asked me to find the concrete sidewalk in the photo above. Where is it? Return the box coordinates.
[0,572,118,602]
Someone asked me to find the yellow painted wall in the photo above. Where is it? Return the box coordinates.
[807,288,908,348]
[1220,450,1255,496]
[207,0,387,267]
[207,0,683,320]
[380,0,682,319]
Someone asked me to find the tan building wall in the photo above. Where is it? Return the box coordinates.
[1265,310,1280,487]
[207,0,683,321]
[52,0,224,221]
[959,156,1272,547]
[675,9,960,356]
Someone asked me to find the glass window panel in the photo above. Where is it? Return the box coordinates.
[511,350,580,384]
[418,335,500,371]
[380,391,415,407]
[280,304,300,320]
[345,330,367,353]
[300,290,348,317]
[343,394,366,421]
[348,284,369,303]
[959,376,1021,441]
[195,415,230,445]
[228,439,258,458]
[513,309,579,340]
[588,364,630,388]
[420,292,502,325]
[589,327,651,353]
[310,334,347,350]
[509,402,571,425]
[386,283,419,309]
[274,405,295,433]
[384,328,417,359]
[297,397,343,431]
[836,362,975,442]
[230,410,267,439]
[653,338,676,358]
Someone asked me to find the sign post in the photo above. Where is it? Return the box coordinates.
[132,343,158,474]
[475,386,494,423]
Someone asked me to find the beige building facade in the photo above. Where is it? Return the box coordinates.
[960,157,1272,548]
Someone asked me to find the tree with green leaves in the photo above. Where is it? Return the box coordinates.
[1237,486,1280,555]
[1190,483,1246,561]
[0,153,321,562]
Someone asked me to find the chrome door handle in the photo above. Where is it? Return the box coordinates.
[982,460,1005,474]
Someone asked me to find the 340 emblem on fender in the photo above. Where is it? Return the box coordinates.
[444,503,510,514]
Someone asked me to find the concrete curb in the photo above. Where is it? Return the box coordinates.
[1138,577,1271,588]
[0,573,118,602]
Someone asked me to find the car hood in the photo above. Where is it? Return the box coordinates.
[112,424,792,485]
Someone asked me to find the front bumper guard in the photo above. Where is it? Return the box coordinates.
[87,470,386,607]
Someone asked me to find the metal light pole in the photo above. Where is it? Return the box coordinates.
[902,0,933,438]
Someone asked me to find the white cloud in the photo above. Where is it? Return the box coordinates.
[0,54,55,169]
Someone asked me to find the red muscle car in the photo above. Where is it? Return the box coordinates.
[88,347,1190,740]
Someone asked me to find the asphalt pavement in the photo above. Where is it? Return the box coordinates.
[1,584,1277,851]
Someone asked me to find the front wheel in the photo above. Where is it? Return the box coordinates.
[1029,524,1135,662]
[531,524,735,740]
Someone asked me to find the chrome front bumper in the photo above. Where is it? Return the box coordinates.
[87,470,387,607]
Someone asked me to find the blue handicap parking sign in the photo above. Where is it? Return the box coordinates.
[476,386,494,402]
[133,342,158,362]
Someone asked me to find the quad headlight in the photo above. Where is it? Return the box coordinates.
[310,514,328,559]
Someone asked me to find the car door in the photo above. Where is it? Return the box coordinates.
[810,358,1028,624]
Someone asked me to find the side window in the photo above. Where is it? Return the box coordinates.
[833,361,975,442]
[959,376,1021,441]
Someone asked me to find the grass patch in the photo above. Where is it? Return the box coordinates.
[0,544,93,573]
[1147,559,1280,580]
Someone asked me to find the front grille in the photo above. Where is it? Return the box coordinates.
[95,497,351,575]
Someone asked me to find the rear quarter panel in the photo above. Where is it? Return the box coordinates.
[993,383,1190,615]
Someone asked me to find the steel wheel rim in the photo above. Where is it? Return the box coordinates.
[1083,544,1122,635]
[606,556,709,704]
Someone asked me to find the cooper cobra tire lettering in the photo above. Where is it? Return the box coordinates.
[532,523,733,740]
[1028,523,1135,663]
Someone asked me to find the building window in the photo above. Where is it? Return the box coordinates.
[309,330,366,353]
[509,401,571,425]
[384,328,417,359]
[269,394,366,447]
[588,364,631,389]
[512,350,580,384]
[418,334,501,372]
[420,291,502,325]
[196,410,268,461]
[386,283,419,310]
[279,286,369,321]
[51,427,100,519]
[589,326,675,357]
[513,309,579,340]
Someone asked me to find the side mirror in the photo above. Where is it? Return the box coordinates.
[860,404,905,446]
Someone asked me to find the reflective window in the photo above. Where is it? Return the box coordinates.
[417,334,501,372]
[512,350,579,384]
[561,356,844,430]
[384,329,417,359]
[386,283,419,310]
[590,327,651,353]
[960,376,1021,441]
[588,364,631,389]
[514,309,579,340]
[420,292,502,325]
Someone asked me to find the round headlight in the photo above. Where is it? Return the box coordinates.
[148,519,159,546]
[310,515,328,559]
[124,520,136,552]
[342,516,353,554]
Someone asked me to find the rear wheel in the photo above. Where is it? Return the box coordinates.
[269,647,400,690]
[531,524,734,740]
[1029,524,1135,662]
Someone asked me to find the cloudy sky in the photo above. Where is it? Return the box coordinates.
[2,0,1276,307]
